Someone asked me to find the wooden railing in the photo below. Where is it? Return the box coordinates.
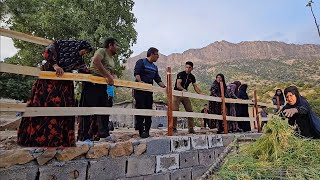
[0,28,274,134]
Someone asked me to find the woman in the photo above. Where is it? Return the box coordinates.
[236,84,251,132]
[17,40,93,147]
[281,86,320,138]
[227,83,241,132]
[209,73,229,133]
[272,89,285,111]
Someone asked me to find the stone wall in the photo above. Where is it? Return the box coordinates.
[0,134,260,180]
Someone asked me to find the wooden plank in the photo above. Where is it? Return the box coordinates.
[172,90,222,102]
[0,63,40,76]
[254,90,261,132]
[0,103,27,112]
[0,28,52,46]
[22,107,167,117]
[220,81,228,134]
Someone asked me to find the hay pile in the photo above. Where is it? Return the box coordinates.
[217,116,320,180]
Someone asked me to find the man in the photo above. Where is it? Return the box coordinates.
[173,61,202,134]
[134,47,166,138]
[201,104,212,129]
[78,37,118,142]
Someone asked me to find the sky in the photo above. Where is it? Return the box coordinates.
[1,0,320,60]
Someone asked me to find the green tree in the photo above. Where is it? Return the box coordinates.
[2,0,137,76]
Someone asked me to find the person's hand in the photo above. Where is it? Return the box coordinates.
[53,65,64,77]
[283,108,298,117]
[107,77,114,86]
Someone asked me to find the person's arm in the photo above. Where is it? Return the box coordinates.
[176,79,186,91]
[92,53,114,85]
[154,71,166,88]
[193,83,202,94]
[134,59,144,83]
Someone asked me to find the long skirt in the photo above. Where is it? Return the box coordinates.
[17,79,76,147]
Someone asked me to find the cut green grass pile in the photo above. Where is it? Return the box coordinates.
[217,116,320,180]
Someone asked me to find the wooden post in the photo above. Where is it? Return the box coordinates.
[167,67,173,136]
[253,90,261,133]
[219,82,228,134]
[276,96,280,111]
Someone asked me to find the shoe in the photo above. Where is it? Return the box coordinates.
[140,132,149,138]
[188,128,196,134]
[77,139,94,147]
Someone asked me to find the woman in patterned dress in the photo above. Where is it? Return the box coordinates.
[17,40,92,147]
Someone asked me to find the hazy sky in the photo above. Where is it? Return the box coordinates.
[1,0,319,60]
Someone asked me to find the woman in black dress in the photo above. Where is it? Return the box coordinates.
[281,86,320,138]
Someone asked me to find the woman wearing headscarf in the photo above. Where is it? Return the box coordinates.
[227,83,241,132]
[17,40,93,147]
[272,88,285,111]
[281,86,320,138]
[236,84,251,132]
[209,73,229,133]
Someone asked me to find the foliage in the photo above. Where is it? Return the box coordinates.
[0,73,35,101]
[217,116,320,179]
[2,0,137,76]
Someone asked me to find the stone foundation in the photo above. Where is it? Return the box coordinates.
[0,133,261,180]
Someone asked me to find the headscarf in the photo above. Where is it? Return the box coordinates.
[283,86,301,107]
[216,73,227,90]
[238,84,249,100]
[274,88,285,105]
[232,81,241,95]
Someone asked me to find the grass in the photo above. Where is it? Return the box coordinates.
[216,116,320,180]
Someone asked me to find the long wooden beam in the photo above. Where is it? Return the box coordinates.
[0,28,52,46]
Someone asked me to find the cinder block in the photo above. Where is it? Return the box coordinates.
[213,147,225,159]
[171,136,191,152]
[156,154,179,173]
[179,151,199,168]
[208,135,223,148]
[146,138,171,155]
[191,135,208,150]
[39,160,88,180]
[126,156,156,177]
[88,157,126,180]
[143,173,170,180]
[0,165,38,180]
[198,149,215,166]
[191,166,208,180]
[222,134,235,146]
[171,168,192,180]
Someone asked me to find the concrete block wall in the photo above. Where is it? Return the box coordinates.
[0,134,249,180]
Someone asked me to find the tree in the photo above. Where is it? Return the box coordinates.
[2,0,137,76]
[306,0,320,38]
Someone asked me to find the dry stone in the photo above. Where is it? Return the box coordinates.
[36,148,56,165]
[134,143,146,155]
[55,144,89,161]
[86,143,110,159]
[109,141,133,158]
[0,149,34,168]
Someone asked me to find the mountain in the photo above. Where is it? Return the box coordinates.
[122,41,320,107]
[125,41,320,71]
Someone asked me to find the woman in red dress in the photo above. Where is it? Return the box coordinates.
[17,40,92,147]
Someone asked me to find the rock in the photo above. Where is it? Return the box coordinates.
[134,143,147,155]
[86,144,110,159]
[109,141,133,158]
[0,149,34,168]
[37,148,57,165]
[55,144,89,161]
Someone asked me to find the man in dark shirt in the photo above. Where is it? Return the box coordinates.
[173,61,202,134]
[134,47,166,138]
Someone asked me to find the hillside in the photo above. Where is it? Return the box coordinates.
[121,41,320,113]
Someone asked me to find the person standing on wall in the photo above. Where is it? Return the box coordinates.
[173,61,203,134]
[134,47,166,138]
[78,37,118,142]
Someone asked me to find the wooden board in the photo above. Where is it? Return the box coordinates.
[0,28,52,46]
